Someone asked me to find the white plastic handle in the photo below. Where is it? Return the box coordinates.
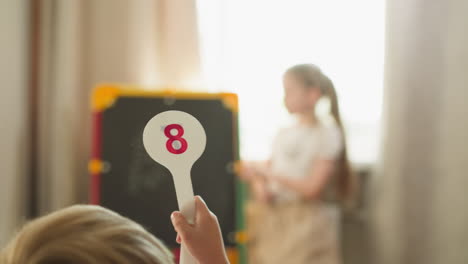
[173,166,196,264]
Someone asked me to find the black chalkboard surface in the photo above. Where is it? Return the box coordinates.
[91,87,239,249]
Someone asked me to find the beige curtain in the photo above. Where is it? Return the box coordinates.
[372,0,468,264]
[0,0,30,245]
[34,0,202,214]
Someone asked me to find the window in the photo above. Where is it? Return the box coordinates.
[197,0,385,164]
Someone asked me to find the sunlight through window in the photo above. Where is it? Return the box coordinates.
[197,0,385,165]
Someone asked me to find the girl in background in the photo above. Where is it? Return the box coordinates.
[240,64,356,264]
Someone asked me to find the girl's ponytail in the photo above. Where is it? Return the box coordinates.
[319,74,357,203]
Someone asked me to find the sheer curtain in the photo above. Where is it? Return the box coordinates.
[0,0,29,246]
[372,0,468,263]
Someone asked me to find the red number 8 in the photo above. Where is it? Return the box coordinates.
[164,124,188,154]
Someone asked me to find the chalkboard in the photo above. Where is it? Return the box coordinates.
[90,87,239,248]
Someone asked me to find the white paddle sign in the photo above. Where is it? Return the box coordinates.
[143,110,206,264]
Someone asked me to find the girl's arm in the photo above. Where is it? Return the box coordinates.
[264,159,335,200]
[237,160,274,203]
[237,160,270,182]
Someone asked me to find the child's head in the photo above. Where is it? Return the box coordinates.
[1,205,173,264]
[283,64,325,114]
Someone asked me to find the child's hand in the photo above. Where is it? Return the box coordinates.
[237,161,270,181]
[255,163,272,179]
[171,196,229,264]
[252,177,274,203]
[236,161,257,181]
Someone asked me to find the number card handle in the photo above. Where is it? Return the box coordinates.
[172,165,195,223]
[173,166,196,264]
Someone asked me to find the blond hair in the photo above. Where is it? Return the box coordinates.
[0,205,173,264]
[285,64,357,202]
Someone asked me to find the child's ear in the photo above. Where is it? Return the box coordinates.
[308,87,322,104]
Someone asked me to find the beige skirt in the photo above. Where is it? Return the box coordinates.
[246,200,341,264]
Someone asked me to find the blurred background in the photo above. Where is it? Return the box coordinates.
[1,0,467,263]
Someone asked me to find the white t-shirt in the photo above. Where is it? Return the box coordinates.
[270,120,343,201]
